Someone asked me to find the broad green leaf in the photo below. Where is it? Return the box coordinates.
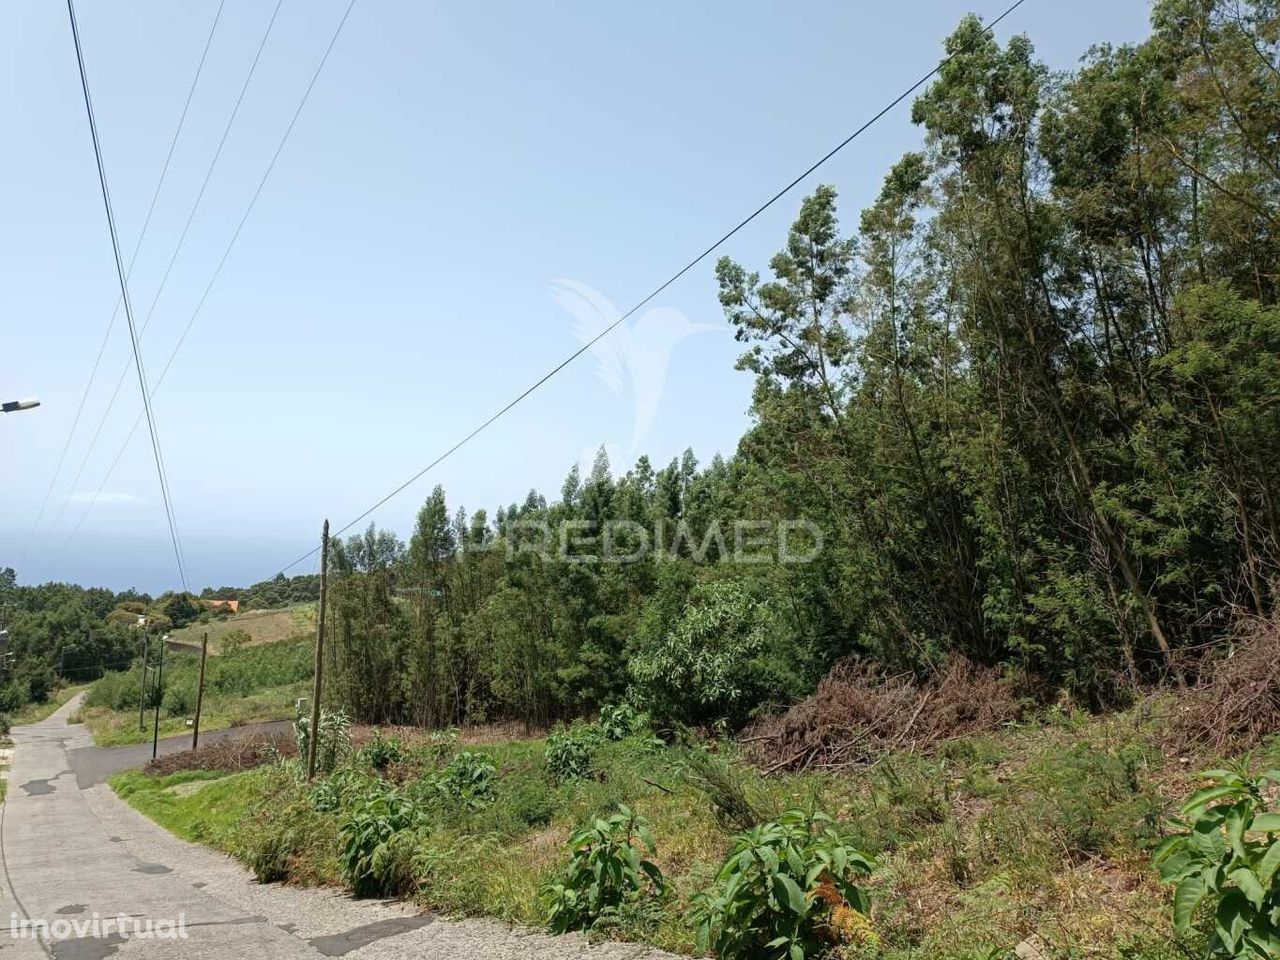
[773,873,807,916]
[1250,813,1280,833]
[1215,891,1251,952]
[1174,875,1206,933]
[1230,866,1267,909]
[1182,785,1244,816]
[1152,834,1186,864]
[1259,840,1280,885]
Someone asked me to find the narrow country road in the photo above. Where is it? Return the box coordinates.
[1,697,672,960]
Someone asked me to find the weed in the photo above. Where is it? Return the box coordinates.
[693,808,876,960]
[544,804,665,934]
[1153,765,1280,957]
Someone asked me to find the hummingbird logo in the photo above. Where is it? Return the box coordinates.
[551,279,721,463]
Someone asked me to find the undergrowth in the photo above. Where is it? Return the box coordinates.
[109,699,1242,958]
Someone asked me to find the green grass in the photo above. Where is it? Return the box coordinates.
[111,704,1212,958]
[167,605,314,654]
[111,769,259,847]
[79,636,312,746]
[9,683,91,726]
[78,681,307,746]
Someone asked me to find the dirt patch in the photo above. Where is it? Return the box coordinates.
[742,656,1025,773]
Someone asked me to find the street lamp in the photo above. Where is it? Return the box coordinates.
[2,398,40,413]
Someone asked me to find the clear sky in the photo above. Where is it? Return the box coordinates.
[2,0,1155,594]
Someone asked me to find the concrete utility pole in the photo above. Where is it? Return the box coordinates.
[306,520,330,781]
[191,631,208,751]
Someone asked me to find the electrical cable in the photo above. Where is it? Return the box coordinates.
[273,0,1031,575]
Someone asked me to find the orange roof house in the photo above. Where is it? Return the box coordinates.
[207,598,240,613]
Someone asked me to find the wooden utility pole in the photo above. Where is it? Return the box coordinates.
[151,647,164,760]
[191,631,209,751]
[306,520,330,781]
[138,630,150,731]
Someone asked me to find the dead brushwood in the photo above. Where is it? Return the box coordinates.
[146,731,297,775]
[742,657,1023,774]
[1169,609,1280,756]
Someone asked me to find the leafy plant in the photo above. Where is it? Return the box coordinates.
[694,809,877,960]
[598,703,648,741]
[544,804,665,934]
[1153,766,1280,958]
[422,726,460,764]
[294,707,352,775]
[545,722,603,783]
[359,728,405,772]
[434,750,496,810]
[337,777,422,896]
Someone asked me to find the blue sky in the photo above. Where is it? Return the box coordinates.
[2,0,1154,593]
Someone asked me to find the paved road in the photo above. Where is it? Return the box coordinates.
[67,720,293,789]
[1,697,671,960]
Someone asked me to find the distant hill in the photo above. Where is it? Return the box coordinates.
[165,604,314,655]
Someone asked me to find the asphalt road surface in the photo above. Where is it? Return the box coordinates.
[1,696,671,960]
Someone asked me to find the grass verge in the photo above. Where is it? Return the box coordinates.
[108,701,1262,958]
[9,683,91,726]
[78,637,312,746]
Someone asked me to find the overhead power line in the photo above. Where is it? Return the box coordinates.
[62,0,362,556]
[274,0,1031,575]
[19,0,227,567]
[49,0,288,548]
[66,0,188,590]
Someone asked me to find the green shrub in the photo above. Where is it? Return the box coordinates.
[545,722,603,783]
[628,579,783,729]
[544,804,665,934]
[694,809,877,960]
[421,727,460,765]
[1153,766,1280,957]
[359,728,405,771]
[433,750,496,810]
[337,777,422,896]
[294,708,351,775]
[598,703,648,741]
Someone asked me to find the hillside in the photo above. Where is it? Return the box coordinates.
[166,604,315,654]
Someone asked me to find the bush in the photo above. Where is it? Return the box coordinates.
[598,703,648,741]
[545,722,603,783]
[694,809,877,960]
[0,712,9,736]
[629,579,782,729]
[220,628,252,654]
[294,708,351,775]
[358,728,405,772]
[1153,766,1280,957]
[544,804,665,934]
[433,750,496,810]
[337,777,422,896]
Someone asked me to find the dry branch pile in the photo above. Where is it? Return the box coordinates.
[146,731,296,776]
[1170,611,1280,755]
[742,657,1023,773]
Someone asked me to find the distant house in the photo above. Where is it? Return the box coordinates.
[206,598,240,614]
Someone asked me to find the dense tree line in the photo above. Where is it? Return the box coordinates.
[199,573,321,610]
[0,567,140,709]
[321,0,1280,726]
